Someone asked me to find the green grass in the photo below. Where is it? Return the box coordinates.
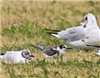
[1,1,100,78]
[1,58,100,78]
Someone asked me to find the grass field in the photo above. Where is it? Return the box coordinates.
[1,1,100,78]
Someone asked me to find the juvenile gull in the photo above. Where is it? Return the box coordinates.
[31,43,71,58]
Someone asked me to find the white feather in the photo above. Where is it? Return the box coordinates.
[1,50,33,63]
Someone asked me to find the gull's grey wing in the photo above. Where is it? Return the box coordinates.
[37,43,45,50]
[44,47,59,56]
[58,26,85,42]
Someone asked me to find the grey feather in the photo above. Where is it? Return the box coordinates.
[37,43,45,49]
[31,43,59,56]
[58,26,85,42]
[43,48,59,56]
[30,44,43,52]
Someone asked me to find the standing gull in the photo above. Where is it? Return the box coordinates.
[31,43,71,58]
[0,49,35,63]
[46,13,100,49]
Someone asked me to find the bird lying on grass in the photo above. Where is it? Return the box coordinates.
[31,43,71,58]
[46,13,100,50]
[0,49,35,63]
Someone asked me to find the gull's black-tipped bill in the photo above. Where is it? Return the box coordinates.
[30,55,35,57]
[67,48,72,49]
[86,45,100,48]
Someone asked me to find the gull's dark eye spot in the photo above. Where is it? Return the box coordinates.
[84,24,86,28]
[85,17,87,20]
[63,46,66,48]
[25,52,29,55]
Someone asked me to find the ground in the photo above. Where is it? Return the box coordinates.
[1,1,100,78]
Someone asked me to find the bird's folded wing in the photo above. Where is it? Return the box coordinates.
[45,48,59,56]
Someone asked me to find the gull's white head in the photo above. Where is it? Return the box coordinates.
[84,13,97,25]
[59,45,71,51]
[21,49,35,59]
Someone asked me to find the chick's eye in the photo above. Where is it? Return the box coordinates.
[63,46,66,48]
[85,17,87,20]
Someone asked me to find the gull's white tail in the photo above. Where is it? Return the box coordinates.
[46,32,60,38]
